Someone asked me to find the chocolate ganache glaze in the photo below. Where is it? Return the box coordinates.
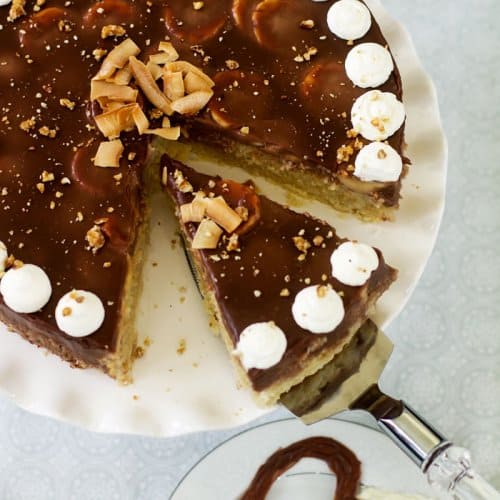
[0,1,160,368]
[0,0,402,371]
[240,436,361,499]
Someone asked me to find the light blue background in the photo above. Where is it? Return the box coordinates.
[1,1,499,498]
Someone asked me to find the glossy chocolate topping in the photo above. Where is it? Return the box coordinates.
[163,158,397,390]
[0,0,401,368]
[240,436,361,499]
[0,1,161,365]
[188,0,405,205]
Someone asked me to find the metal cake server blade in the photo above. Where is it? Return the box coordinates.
[287,326,393,424]
[281,324,500,500]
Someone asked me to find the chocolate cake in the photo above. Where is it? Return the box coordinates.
[163,159,396,405]
[0,0,405,384]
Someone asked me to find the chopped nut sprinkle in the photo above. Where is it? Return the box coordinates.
[225,59,240,70]
[300,19,315,29]
[86,225,106,254]
[70,291,85,303]
[8,0,27,22]
[313,235,324,247]
[370,118,385,132]
[235,205,249,221]
[20,117,36,132]
[336,144,354,164]
[41,171,55,182]
[38,126,57,138]
[293,235,311,253]
[304,46,318,61]
[59,98,76,111]
[92,48,108,61]
[226,233,239,252]
[173,169,193,193]
[177,338,187,355]
[58,19,73,33]
[12,258,24,269]
[377,148,388,159]
[101,25,127,39]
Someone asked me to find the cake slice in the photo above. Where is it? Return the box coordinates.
[162,157,397,405]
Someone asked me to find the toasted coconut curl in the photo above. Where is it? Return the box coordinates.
[131,106,150,135]
[91,81,138,102]
[184,71,213,94]
[158,41,179,61]
[94,104,137,138]
[129,56,173,116]
[144,127,181,141]
[98,99,128,114]
[146,61,163,81]
[149,52,176,66]
[165,61,215,88]
[94,140,124,168]
[111,65,133,85]
[180,200,206,223]
[192,219,223,250]
[91,38,215,152]
[203,197,242,233]
[94,39,140,80]
[171,90,214,116]
[163,71,185,101]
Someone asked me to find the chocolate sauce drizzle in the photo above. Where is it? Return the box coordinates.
[240,436,361,500]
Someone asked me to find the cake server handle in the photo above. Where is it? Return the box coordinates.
[351,384,500,499]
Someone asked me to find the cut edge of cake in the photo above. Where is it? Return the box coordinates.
[177,134,406,223]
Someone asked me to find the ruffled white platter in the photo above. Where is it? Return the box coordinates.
[171,418,437,499]
[0,0,447,437]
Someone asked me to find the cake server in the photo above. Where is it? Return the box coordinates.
[182,243,499,499]
[280,321,500,500]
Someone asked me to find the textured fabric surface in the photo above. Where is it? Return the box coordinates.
[0,0,499,498]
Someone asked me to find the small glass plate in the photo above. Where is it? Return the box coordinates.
[171,418,437,499]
